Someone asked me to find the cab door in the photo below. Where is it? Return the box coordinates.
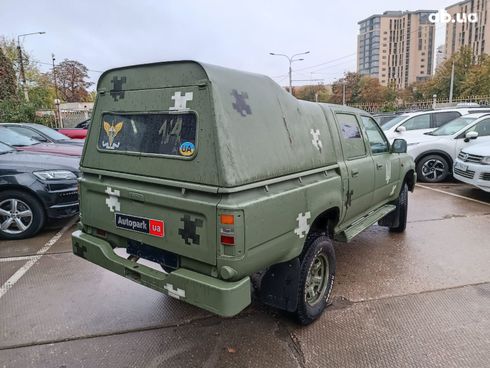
[334,112,375,223]
[360,116,400,204]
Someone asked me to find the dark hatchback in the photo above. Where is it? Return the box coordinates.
[0,142,80,240]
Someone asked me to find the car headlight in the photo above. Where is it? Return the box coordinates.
[33,170,77,180]
[482,156,490,165]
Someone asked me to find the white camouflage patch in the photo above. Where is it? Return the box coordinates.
[164,283,186,299]
[105,187,120,213]
[385,160,392,184]
[294,211,311,238]
[390,184,397,196]
[170,91,193,111]
[310,129,323,151]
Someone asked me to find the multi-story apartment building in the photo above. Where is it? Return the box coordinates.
[358,10,436,89]
[445,0,490,60]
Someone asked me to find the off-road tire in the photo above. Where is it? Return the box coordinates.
[295,235,336,325]
[389,183,408,233]
[0,190,45,240]
[416,154,450,183]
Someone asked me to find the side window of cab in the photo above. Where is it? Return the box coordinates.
[360,116,390,154]
[335,113,367,159]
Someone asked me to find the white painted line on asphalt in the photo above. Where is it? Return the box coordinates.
[416,184,490,207]
[0,218,77,300]
[0,255,38,263]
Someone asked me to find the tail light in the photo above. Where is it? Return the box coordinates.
[220,214,235,246]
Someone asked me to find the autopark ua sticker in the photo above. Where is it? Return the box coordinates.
[115,213,164,237]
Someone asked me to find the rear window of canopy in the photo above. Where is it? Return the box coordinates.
[98,112,197,158]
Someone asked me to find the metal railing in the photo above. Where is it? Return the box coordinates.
[349,95,490,113]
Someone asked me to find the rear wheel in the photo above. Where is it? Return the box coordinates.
[0,190,45,240]
[295,235,336,325]
[416,154,450,183]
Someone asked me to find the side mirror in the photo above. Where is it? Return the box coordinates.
[464,131,478,142]
[395,125,406,133]
[391,139,407,153]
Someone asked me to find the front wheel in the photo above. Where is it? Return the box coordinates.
[0,190,45,240]
[416,154,450,183]
[295,235,336,325]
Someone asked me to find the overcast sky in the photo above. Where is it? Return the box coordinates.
[1,0,451,88]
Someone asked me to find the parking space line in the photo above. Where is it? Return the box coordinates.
[0,218,77,300]
[0,255,38,263]
[416,184,490,206]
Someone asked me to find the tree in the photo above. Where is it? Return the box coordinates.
[421,47,474,99]
[459,54,490,96]
[0,46,17,101]
[52,59,93,102]
[295,84,331,102]
[330,72,361,104]
[358,76,388,103]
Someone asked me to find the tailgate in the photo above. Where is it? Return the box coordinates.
[79,173,219,265]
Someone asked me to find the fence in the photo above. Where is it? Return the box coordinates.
[36,109,92,129]
[349,95,490,113]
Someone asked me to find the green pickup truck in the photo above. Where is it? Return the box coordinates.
[72,61,416,324]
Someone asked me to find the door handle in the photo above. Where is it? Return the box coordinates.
[351,169,359,177]
[376,163,384,170]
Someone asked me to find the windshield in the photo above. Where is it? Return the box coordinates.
[31,124,71,140]
[430,116,477,136]
[0,127,39,146]
[382,115,409,130]
[0,142,15,154]
[98,112,197,157]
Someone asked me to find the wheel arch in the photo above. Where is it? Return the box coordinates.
[309,207,340,239]
[403,169,416,192]
[0,184,47,215]
[415,150,454,169]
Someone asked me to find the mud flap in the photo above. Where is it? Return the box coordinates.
[258,258,300,312]
[378,204,400,227]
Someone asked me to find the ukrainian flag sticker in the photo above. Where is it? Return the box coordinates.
[179,142,195,156]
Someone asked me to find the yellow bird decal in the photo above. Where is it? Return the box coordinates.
[103,121,123,147]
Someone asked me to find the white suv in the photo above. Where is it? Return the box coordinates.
[405,113,490,182]
[382,108,490,142]
[453,142,490,192]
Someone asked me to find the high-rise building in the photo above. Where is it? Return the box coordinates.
[357,10,436,89]
[445,0,490,60]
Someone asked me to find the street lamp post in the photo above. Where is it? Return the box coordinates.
[269,51,310,95]
[449,61,455,104]
[17,32,46,102]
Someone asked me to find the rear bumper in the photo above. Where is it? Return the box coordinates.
[71,230,251,317]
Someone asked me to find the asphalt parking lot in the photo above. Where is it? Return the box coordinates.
[0,182,489,368]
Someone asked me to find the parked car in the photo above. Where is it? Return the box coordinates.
[0,126,82,156]
[1,123,84,146]
[72,60,416,325]
[405,113,490,182]
[57,120,90,139]
[373,112,400,126]
[0,142,79,239]
[453,142,490,192]
[75,119,90,129]
[382,107,490,142]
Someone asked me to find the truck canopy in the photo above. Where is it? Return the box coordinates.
[82,61,341,188]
